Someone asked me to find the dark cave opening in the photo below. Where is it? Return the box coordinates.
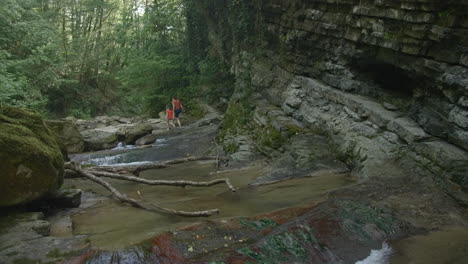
[350,59,423,112]
[353,59,416,98]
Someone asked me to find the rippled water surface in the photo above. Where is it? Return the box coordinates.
[390,227,468,264]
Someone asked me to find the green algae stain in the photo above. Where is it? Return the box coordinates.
[263,232,307,259]
[294,225,317,244]
[46,248,62,258]
[237,248,279,264]
[238,230,309,263]
[12,258,39,264]
[339,201,397,239]
[239,218,278,230]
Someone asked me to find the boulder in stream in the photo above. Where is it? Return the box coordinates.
[135,134,158,146]
[122,123,153,144]
[0,106,65,207]
[81,126,119,151]
[48,188,82,208]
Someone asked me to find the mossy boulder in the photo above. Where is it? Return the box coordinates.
[0,106,65,207]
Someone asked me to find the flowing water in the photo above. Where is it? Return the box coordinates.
[68,128,468,263]
[65,161,351,250]
[389,227,468,264]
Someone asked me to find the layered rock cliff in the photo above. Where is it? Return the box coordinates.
[192,0,468,204]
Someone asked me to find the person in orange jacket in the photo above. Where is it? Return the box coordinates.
[166,105,176,130]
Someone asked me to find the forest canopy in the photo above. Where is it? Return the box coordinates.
[0,0,233,118]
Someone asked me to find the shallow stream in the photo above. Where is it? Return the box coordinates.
[389,227,468,264]
[65,161,351,249]
[66,130,468,263]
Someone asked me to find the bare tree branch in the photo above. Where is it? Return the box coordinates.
[89,170,236,192]
[65,163,220,217]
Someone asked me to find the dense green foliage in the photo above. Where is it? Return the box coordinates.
[0,0,234,118]
[0,0,62,113]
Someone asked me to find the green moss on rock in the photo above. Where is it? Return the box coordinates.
[220,102,251,138]
[0,106,65,207]
[252,124,286,151]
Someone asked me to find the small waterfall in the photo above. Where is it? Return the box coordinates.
[355,242,392,264]
[155,138,167,144]
[83,154,152,167]
[85,154,125,166]
[113,142,136,150]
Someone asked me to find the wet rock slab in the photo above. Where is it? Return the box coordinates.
[72,200,413,264]
[161,201,410,264]
[48,188,82,208]
[0,212,89,264]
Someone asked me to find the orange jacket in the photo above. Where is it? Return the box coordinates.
[166,109,174,120]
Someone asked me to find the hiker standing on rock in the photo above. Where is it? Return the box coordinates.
[172,97,183,127]
[166,105,176,130]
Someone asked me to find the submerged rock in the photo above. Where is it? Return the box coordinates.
[123,123,153,144]
[135,134,158,146]
[79,122,154,150]
[48,189,82,208]
[148,200,411,264]
[0,106,65,207]
[77,200,412,264]
[0,212,89,264]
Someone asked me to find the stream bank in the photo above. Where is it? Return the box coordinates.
[1,110,467,264]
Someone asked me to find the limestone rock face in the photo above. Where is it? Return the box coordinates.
[45,120,85,153]
[193,0,468,204]
[0,106,65,207]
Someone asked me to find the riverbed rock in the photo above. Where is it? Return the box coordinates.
[45,120,85,153]
[383,102,399,111]
[0,212,89,264]
[81,126,119,151]
[197,115,222,127]
[135,134,158,146]
[48,188,82,208]
[121,123,153,144]
[143,200,412,264]
[0,106,65,207]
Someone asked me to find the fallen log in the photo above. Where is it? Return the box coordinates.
[89,170,236,192]
[91,156,227,176]
[65,163,222,217]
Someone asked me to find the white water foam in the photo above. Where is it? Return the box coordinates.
[154,138,167,144]
[112,142,136,150]
[355,242,392,264]
[84,155,124,166]
[83,155,152,167]
[106,161,152,167]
